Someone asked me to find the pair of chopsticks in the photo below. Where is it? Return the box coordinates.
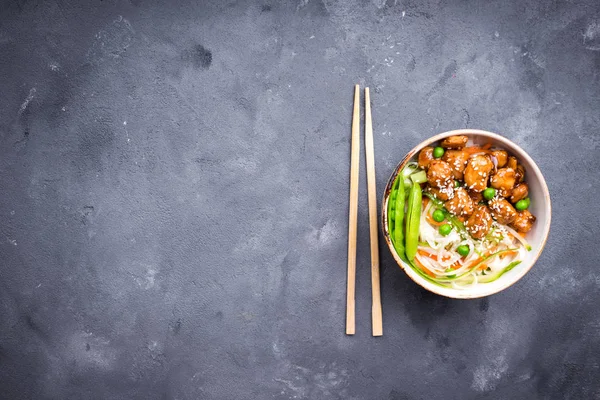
[346,84,383,337]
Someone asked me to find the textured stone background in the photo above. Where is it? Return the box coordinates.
[1,0,599,399]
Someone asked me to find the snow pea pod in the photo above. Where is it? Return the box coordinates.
[393,175,407,262]
[405,180,421,261]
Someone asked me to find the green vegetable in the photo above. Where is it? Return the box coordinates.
[410,170,427,184]
[483,187,496,200]
[432,209,445,222]
[401,163,419,179]
[387,175,400,223]
[457,245,470,257]
[393,175,407,262]
[405,179,422,261]
[433,146,445,158]
[444,267,457,279]
[515,198,529,211]
[432,248,519,282]
[477,261,522,283]
[404,258,449,287]
[439,224,452,236]
[406,253,519,288]
[454,180,461,188]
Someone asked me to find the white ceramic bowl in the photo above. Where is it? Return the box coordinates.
[381,129,551,299]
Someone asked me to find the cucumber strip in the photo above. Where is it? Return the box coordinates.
[401,163,419,179]
[405,259,452,288]
[410,170,427,184]
[429,248,519,283]
[477,261,521,283]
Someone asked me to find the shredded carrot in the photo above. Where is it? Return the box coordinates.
[417,249,450,261]
[448,261,461,270]
[465,257,484,269]
[482,143,493,150]
[478,263,488,271]
[426,214,445,226]
[414,257,436,278]
[423,197,430,208]
[500,250,518,259]
[418,249,433,258]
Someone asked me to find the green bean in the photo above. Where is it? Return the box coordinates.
[405,181,421,261]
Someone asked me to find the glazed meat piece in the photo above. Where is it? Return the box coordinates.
[507,156,518,170]
[444,187,474,218]
[465,205,493,239]
[515,164,525,183]
[511,210,536,233]
[489,197,518,225]
[491,150,508,168]
[468,189,483,204]
[427,186,454,202]
[490,167,516,191]
[498,188,512,198]
[427,160,454,189]
[510,183,529,203]
[441,135,468,149]
[418,147,435,169]
[464,154,494,192]
[442,150,469,180]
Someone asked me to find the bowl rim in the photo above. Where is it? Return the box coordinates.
[381,128,552,299]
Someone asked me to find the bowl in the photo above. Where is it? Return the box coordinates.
[381,129,551,299]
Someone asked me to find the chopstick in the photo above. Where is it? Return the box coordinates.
[346,84,360,335]
[364,87,383,336]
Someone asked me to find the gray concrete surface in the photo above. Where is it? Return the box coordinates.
[1,0,599,399]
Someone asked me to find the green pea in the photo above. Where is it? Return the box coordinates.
[454,180,461,188]
[439,224,452,236]
[483,187,496,200]
[432,209,445,222]
[457,245,470,257]
[515,198,529,211]
[433,146,445,158]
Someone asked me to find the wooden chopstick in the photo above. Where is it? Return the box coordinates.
[346,84,360,335]
[364,87,383,336]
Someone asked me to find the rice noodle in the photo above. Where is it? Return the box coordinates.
[501,223,532,249]
[416,199,529,287]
